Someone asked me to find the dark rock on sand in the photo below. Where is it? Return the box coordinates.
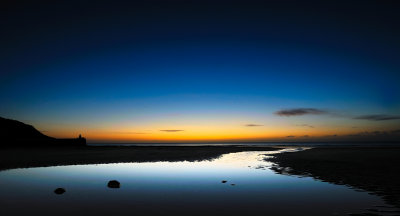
[54,188,66,194]
[221,180,227,183]
[108,180,120,188]
[231,184,235,186]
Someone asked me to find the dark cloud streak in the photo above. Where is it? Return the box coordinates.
[160,130,184,132]
[245,124,263,127]
[353,115,400,121]
[275,108,327,116]
[113,131,150,134]
[296,124,314,128]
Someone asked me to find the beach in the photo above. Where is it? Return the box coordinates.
[1,145,400,215]
[267,146,400,210]
[0,145,280,170]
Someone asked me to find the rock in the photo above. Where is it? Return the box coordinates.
[107,180,120,188]
[221,180,227,183]
[231,184,236,186]
[54,188,66,194]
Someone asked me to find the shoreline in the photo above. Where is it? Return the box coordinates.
[88,142,400,147]
[0,145,281,171]
[2,145,400,211]
[267,146,400,210]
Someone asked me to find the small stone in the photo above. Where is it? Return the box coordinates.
[107,180,120,188]
[54,188,66,194]
[231,184,236,186]
[221,180,227,183]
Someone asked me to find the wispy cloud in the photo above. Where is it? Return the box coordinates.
[295,124,314,128]
[353,114,400,121]
[286,135,296,138]
[349,129,400,137]
[113,131,150,134]
[275,108,327,116]
[160,130,184,132]
[245,124,263,127]
[392,129,400,134]
[275,108,400,122]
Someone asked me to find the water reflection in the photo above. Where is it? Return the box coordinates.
[0,149,393,216]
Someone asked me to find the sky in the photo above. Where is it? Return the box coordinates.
[1,0,400,143]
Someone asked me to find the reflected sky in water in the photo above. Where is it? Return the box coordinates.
[0,149,393,216]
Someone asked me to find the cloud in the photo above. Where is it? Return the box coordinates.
[286,135,296,138]
[392,129,400,134]
[113,131,150,134]
[275,108,327,116]
[275,108,400,122]
[295,124,314,128]
[160,130,184,132]
[348,130,393,137]
[245,124,263,127]
[353,114,400,121]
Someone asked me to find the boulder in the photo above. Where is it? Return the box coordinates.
[54,188,66,194]
[107,180,120,188]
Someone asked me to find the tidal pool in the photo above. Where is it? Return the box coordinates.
[0,149,395,216]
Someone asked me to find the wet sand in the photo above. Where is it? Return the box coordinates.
[3,145,400,213]
[267,146,400,211]
[0,146,280,170]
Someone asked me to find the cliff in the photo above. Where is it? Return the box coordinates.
[0,117,86,148]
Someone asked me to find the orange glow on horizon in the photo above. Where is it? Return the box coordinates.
[38,122,393,143]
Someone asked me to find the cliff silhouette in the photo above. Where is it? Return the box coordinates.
[0,117,86,148]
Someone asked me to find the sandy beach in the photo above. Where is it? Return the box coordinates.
[0,145,280,170]
[1,145,400,215]
[267,146,400,210]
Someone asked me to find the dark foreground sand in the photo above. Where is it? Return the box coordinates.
[267,146,400,211]
[0,146,279,170]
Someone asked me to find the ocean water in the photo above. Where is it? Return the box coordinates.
[89,142,400,147]
[0,148,396,216]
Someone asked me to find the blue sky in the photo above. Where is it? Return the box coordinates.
[1,0,399,142]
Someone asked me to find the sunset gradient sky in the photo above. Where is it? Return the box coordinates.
[1,1,399,142]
